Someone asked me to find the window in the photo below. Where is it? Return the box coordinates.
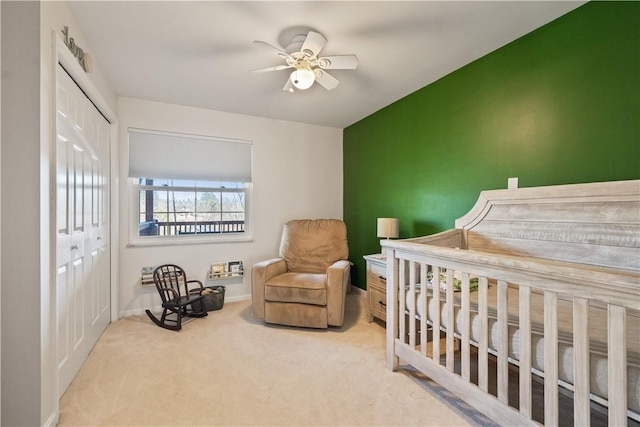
[128,128,252,245]
[137,179,247,236]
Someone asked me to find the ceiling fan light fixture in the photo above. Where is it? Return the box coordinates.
[290,68,315,90]
[253,30,358,92]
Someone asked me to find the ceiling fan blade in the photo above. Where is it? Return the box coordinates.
[253,40,291,60]
[301,31,327,58]
[314,69,339,90]
[282,79,294,92]
[250,64,293,73]
[317,55,359,70]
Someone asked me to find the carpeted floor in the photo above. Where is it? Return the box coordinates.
[58,292,493,426]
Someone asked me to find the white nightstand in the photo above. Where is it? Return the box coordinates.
[363,254,387,323]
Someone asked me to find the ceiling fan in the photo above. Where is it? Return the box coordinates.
[251,30,358,92]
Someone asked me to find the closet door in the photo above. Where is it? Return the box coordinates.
[55,64,111,395]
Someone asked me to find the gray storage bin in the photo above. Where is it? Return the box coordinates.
[193,286,225,312]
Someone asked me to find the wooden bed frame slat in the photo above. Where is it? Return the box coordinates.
[573,297,590,427]
[467,234,640,272]
[544,291,559,425]
[408,261,417,349]
[609,305,627,426]
[461,272,471,382]
[446,269,455,372]
[432,266,441,362]
[420,266,428,357]
[399,260,406,351]
[519,285,532,418]
[497,280,509,405]
[478,277,489,393]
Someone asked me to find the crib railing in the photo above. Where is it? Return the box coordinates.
[385,246,640,426]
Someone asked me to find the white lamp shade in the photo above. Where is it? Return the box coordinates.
[290,68,315,90]
[377,218,399,239]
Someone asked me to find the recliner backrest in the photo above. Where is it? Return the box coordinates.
[279,219,349,273]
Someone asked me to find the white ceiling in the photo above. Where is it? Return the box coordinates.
[68,1,585,129]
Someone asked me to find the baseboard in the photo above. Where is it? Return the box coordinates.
[119,290,357,318]
[226,294,252,303]
[43,408,59,427]
[350,285,366,296]
[118,294,252,318]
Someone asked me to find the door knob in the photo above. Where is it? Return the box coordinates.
[71,244,79,250]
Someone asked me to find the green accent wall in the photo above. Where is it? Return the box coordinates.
[344,1,640,289]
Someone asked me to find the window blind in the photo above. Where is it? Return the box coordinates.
[128,128,252,182]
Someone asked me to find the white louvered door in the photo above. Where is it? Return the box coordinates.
[55,64,111,395]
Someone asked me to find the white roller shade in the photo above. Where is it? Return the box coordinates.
[128,128,252,182]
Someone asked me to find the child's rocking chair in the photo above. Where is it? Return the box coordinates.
[145,264,208,331]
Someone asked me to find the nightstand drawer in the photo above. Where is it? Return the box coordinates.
[367,263,387,287]
[368,285,387,321]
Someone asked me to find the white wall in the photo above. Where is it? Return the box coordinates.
[1,2,116,426]
[1,4,44,426]
[118,97,343,316]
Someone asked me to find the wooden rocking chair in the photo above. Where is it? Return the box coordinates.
[145,264,208,331]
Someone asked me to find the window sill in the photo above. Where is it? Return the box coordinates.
[127,234,253,248]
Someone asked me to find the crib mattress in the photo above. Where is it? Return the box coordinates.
[404,283,640,413]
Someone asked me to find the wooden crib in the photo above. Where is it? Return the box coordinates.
[381,180,640,426]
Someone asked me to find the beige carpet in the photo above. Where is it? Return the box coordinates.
[58,293,483,426]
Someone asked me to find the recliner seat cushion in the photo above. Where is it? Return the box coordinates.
[265,272,327,305]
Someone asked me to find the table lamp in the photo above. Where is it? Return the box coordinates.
[377,217,399,256]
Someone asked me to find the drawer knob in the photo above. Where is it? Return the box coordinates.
[378,275,386,281]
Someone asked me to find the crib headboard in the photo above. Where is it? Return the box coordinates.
[454,180,640,272]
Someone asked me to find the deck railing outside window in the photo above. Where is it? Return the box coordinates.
[139,220,244,236]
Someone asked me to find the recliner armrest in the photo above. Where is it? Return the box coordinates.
[251,258,287,320]
[327,259,351,273]
[326,260,351,327]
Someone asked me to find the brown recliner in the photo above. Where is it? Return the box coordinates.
[251,219,351,328]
